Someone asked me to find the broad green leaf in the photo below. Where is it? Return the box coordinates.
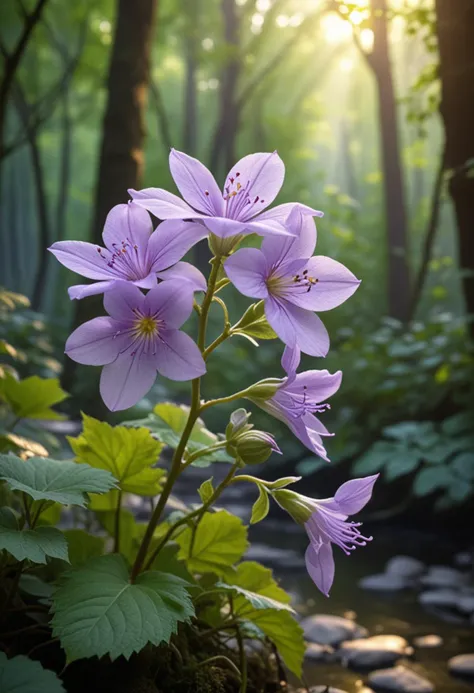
[243,609,305,676]
[383,421,434,444]
[176,510,248,576]
[68,414,165,495]
[51,554,194,661]
[384,451,421,481]
[413,467,454,496]
[353,441,395,475]
[0,454,117,507]
[250,485,269,524]
[0,374,67,420]
[441,411,473,436]
[451,452,474,480]
[63,530,104,567]
[19,574,54,599]
[448,478,472,503]
[0,507,68,563]
[218,561,292,613]
[0,652,65,692]
[96,508,139,563]
[198,477,214,504]
[231,301,277,340]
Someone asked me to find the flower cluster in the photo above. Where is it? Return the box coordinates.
[51,148,377,596]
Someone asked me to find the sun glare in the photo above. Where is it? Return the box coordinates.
[321,13,353,44]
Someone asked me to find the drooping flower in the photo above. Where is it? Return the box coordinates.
[273,475,378,596]
[248,347,341,461]
[224,210,360,356]
[129,149,322,239]
[65,282,206,411]
[49,202,208,299]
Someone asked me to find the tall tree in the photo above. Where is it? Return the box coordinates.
[182,0,199,155]
[435,0,474,335]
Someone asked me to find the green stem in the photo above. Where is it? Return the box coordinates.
[130,256,223,581]
[22,493,32,528]
[113,491,123,553]
[197,655,241,680]
[199,385,256,413]
[203,329,231,360]
[184,440,228,466]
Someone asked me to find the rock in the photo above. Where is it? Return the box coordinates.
[457,594,474,614]
[304,642,335,662]
[448,653,474,679]
[368,665,434,692]
[420,565,469,589]
[339,635,412,670]
[413,635,443,648]
[454,551,472,567]
[300,614,368,646]
[359,573,412,592]
[386,556,425,578]
[305,688,350,693]
[418,589,458,608]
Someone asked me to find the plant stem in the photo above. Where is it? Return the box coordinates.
[184,440,228,466]
[200,384,256,413]
[197,655,241,680]
[203,329,231,360]
[130,256,223,581]
[113,490,123,553]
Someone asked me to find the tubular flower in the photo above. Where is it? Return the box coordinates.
[129,148,322,239]
[49,202,208,299]
[249,347,341,461]
[65,282,206,411]
[273,475,378,596]
[224,210,360,356]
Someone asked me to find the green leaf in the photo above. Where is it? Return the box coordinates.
[265,476,301,490]
[250,486,269,524]
[19,574,54,599]
[68,414,165,495]
[51,554,194,661]
[218,561,292,613]
[247,610,304,676]
[448,478,472,503]
[451,452,474,480]
[0,454,117,507]
[384,451,421,480]
[441,411,473,436]
[353,441,395,475]
[96,508,138,563]
[0,507,68,563]
[383,421,434,444]
[176,510,248,576]
[232,301,277,340]
[0,374,67,420]
[0,652,65,692]
[62,530,104,567]
[198,477,214,504]
[413,467,454,496]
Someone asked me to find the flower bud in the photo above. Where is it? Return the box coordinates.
[230,430,281,466]
[225,408,252,440]
[245,378,281,402]
[272,489,314,524]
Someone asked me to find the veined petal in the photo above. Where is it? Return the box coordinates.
[261,214,317,268]
[100,348,157,411]
[281,345,301,379]
[49,241,119,281]
[302,412,332,437]
[245,218,296,238]
[68,280,120,300]
[305,541,334,597]
[258,202,324,223]
[103,282,145,321]
[145,280,194,328]
[156,262,207,292]
[155,329,206,381]
[224,248,269,299]
[333,475,379,516]
[225,152,285,220]
[169,149,224,216]
[265,297,330,357]
[148,219,208,271]
[287,256,360,312]
[287,416,330,461]
[102,203,153,270]
[129,187,204,220]
[202,216,247,238]
[65,317,127,366]
[133,273,158,290]
[289,370,342,403]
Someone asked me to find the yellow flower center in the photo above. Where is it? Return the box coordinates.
[135,316,158,337]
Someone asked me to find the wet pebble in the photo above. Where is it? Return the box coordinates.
[386,556,426,579]
[448,653,474,679]
[304,687,350,693]
[420,565,469,589]
[368,665,434,692]
[454,550,472,568]
[359,573,413,592]
[304,642,335,662]
[412,635,443,648]
[456,594,474,614]
[300,614,368,646]
[339,635,412,670]
[418,589,458,608]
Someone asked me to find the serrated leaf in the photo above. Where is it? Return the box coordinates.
[0,374,67,420]
[69,414,165,495]
[232,301,277,340]
[198,478,214,504]
[0,507,68,563]
[0,454,117,507]
[63,530,104,567]
[413,466,454,496]
[0,652,65,692]
[250,486,269,524]
[245,609,305,676]
[384,451,421,480]
[176,510,248,576]
[218,561,292,613]
[51,554,194,661]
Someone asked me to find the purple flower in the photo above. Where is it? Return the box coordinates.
[224,210,360,356]
[250,347,341,461]
[49,202,208,299]
[65,282,206,411]
[273,475,378,596]
[129,149,322,239]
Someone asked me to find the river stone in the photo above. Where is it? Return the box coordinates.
[339,635,412,670]
[454,551,472,567]
[305,688,350,693]
[413,635,443,648]
[448,653,474,679]
[418,589,458,608]
[359,573,412,591]
[304,642,335,661]
[386,556,425,578]
[420,565,469,588]
[300,614,368,645]
[457,594,474,614]
[368,665,434,692]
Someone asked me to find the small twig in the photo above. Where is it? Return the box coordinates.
[197,655,241,681]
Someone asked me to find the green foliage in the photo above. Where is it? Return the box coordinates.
[69,414,165,495]
[198,477,214,504]
[0,373,67,420]
[62,529,104,567]
[51,554,195,661]
[0,454,117,507]
[0,507,68,563]
[0,652,65,693]
[231,301,277,343]
[250,485,270,524]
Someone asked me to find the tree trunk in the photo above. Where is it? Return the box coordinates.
[369,0,410,321]
[62,0,157,399]
[435,0,474,335]
[182,0,199,155]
